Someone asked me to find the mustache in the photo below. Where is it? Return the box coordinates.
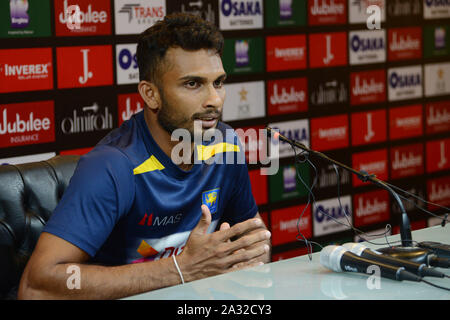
[192,110,222,120]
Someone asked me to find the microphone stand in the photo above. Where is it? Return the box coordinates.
[266,127,416,252]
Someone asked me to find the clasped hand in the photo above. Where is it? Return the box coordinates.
[176,205,271,283]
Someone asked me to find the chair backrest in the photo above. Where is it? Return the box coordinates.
[0,155,80,299]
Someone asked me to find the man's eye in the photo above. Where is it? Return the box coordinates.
[214,79,224,88]
[185,81,199,88]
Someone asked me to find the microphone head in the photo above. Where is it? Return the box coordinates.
[273,131,280,140]
[320,245,347,272]
[342,242,367,256]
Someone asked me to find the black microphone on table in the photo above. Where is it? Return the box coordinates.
[342,243,447,278]
[320,245,422,282]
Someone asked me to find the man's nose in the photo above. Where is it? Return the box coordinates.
[203,84,223,109]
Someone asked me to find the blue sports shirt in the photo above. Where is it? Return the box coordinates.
[43,111,258,265]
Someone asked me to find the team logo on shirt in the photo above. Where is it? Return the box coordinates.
[202,188,220,214]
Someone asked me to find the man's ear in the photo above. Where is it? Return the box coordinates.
[138,80,161,113]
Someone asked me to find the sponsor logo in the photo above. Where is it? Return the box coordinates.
[0,101,54,148]
[222,37,263,74]
[60,102,113,135]
[10,0,30,28]
[351,110,387,146]
[352,149,388,187]
[426,101,450,134]
[265,0,306,27]
[55,93,116,148]
[354,190,389,227]
[308,0,347,25]
[388,27,422,61]
[271,204,312,246]
[388,66,423,101]
[310,115,348,151]
[349,0,385,23]
[351,69,386,105]
[116,44,138,85]
[56,45,113,89]
[267,77,308,115]
[138,212,183,227]
[313,196,352,237]
[114,0,165,35]
[266,35,307,71]
[167,0,217,24]
[426,138,450,173]
[424,62,450,97]
[0,48,53,93]
[309,32,347,68]
[387,0,421,17]
[55,0,111,36]
[349,30,386,65]
[268,119,309,159]
[427,176,450,209]
[222,81,265,121]
[1,0,52,38]
[316,158,351,190]
[390,143,424,179]
[389,105,423,140]
[424,0,450,19]
[202,188,220,214]
[133,231,193,263]
[309,74,348,107]
[118,93,144,126]
[269,162,310,202]
[219,0,263,30]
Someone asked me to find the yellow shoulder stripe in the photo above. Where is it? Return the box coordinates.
[133,155,165,175]
[197,142,240,161]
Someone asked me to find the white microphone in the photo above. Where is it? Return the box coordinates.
[320,245,422,282]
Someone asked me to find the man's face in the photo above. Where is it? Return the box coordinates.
[156,47,226,138]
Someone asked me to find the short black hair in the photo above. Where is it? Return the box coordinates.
[137,13,224,83]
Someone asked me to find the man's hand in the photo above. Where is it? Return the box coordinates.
[177,205,271,283]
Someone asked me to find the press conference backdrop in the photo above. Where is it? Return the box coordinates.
[1,1,449,261]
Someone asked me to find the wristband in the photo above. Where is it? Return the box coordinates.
[172,255,185,284]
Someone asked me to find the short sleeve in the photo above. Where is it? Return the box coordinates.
[43,146,135,257]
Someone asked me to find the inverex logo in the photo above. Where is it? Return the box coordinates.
[388,65,423,101]
[352,149,388,187]
[313,196,352,237]
[0,101,55,148]
[271,205,311,246]
[0,48,53,93]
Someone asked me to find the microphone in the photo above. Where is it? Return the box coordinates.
[342,242,445,278]
[320,245,422,282]
[417,241,450,259]
[377,246,450,268]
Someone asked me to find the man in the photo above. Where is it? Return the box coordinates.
[18,13,271,300]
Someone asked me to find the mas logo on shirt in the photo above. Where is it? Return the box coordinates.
[202,188,220,214]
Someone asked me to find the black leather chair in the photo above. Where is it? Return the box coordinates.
[0,155,80,299]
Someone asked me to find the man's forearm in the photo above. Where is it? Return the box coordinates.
[19,257,183,300]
